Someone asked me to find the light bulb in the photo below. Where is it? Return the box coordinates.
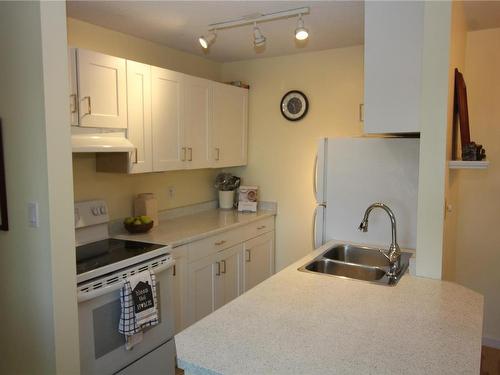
[199,31,216,49]
[295,16,309,41]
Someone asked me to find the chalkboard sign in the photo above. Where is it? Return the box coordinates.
[132,280,154,314]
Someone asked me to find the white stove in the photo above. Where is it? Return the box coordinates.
[75,200,176,375]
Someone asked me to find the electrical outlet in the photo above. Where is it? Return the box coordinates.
[167,186,176,200]
[28,201,39,228]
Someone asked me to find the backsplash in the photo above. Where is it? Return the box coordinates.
[72,153,220,220]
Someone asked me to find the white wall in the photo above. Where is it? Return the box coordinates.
[0,2,79,373]
[415,1,452,279]
[222,46,364,270]
[455,27,500,346]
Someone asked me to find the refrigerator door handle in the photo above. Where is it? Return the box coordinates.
[313,205,325,249]
[313,154,318,201]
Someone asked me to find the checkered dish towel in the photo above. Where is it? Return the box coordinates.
[119,269,159,337]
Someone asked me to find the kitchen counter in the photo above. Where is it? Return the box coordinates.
[175,241,484,375]
[113,206,275,247]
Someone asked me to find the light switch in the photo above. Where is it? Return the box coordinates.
[28,201,39,228]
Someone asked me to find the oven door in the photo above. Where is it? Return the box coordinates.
[78,264,175,375]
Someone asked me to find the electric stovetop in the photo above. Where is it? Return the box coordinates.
[76,238,169,284]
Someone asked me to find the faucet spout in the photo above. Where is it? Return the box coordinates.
[358,202,401,276]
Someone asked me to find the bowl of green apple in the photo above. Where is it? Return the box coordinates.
[123,215,154,234]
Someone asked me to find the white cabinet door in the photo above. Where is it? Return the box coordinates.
[184,75,211,169]
[126,60,153,174]
[151,66,185,171]
[186,254,216,326]
[364,1,424,134]
[68,47,79,126]
[170,246,188,334]
[215,244,243,310]
[244,232,274,292]
[77,48,127,128]
[211,82,248,167]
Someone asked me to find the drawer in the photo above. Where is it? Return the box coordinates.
[187,227,244,263]
[244,216,275,240]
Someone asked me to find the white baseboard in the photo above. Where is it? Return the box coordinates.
[483,336,500,349]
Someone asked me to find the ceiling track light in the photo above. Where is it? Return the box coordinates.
[253,22,266,47]
[198,6,309,51]
[199,30,216,49]
[295,14,309,41]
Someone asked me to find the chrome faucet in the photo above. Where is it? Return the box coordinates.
[358,203,401,277]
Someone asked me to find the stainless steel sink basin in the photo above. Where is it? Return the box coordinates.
[298,243,412,286]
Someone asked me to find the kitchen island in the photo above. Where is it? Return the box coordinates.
[175,241,484,375]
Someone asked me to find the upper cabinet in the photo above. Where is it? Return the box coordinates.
[75,47,248,173]
[364,1,424,134]
[211,82,248,167]
[183,76,212,170]
[151,66,185,171]
[126,60,153,174]
[76,48,127,129]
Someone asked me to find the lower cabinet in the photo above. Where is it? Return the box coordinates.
[177,218,275,331]
[244,232,275,292]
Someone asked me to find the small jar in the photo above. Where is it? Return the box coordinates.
[134,193,159,227]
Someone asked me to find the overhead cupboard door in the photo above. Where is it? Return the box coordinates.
[77,48,127,129]
[151,66,185,171]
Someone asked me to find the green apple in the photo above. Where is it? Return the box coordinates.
[133,219,142,226]
[140,215,152,224]
[124,217,135,225]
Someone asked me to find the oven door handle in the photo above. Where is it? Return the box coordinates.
[77,259,175,303]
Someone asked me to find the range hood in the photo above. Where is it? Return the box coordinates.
[71,128,135,153]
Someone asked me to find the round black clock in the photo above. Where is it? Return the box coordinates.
[280,90,309,121]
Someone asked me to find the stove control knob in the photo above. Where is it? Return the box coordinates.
[91,207,99,216]
[99,206,107,215]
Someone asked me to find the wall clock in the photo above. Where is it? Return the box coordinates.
[280,90,309,121]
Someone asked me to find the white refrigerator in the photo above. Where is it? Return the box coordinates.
[313,137,420,250]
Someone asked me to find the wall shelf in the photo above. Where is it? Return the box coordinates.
[448,160,489,169]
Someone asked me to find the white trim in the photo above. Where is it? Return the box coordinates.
[483,336,500,349]
[448,160,489,169]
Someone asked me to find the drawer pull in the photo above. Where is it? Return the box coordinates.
[214,240,227,246]
[257,225,266,230]
[216,261,221,276]
[173,264,176,276]
[246,249,251,263]
[221,260,227,274]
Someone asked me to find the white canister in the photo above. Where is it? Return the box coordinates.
[134,193,159,227]
[218,190,235,210]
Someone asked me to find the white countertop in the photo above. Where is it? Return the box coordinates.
[175,241,484,375]
[113,208,275,247]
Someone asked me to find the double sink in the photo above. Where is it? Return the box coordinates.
[298,243,412,286]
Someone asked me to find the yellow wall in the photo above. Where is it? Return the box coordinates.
[455,27,500,343]
[0,2,79,373]
[442,1,467,281]
[68,18,223,220]
[222,46,364,270]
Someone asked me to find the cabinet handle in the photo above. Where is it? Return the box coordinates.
[359,103,364,122]
[246,249,251,263]
[133,148,138,164]
[188,147,193,161]
[216,261,221,276]
[215,148,220,161]
[214,240,226,246]
[83,96,92,115]
[257,225,266,230]
[173,265,176,276]
[221,260,226,274]
[70,94,78,114]
[181,147,187,161]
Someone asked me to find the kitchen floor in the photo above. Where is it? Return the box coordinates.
[481,346,500,375]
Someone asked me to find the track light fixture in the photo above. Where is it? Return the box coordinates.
[198,7,309,51]
[199,30,216,49]
[253,22,266,47]
[295,15,309,41]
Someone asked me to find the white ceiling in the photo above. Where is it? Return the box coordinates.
[66,1,365,62]
[463,1,500,31]
[66,1,500,63]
